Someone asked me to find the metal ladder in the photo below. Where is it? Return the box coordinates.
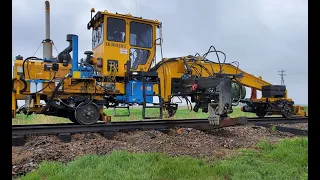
[141,72,163,119]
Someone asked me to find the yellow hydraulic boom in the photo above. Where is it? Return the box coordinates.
[150,51,305,119]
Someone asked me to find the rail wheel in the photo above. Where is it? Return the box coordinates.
[256,110,267,118]
[281,103,294,118]
[74,102,100,125]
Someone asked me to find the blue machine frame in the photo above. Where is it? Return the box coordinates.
[116,81,154,104]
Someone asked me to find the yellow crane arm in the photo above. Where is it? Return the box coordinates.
[198,61,272,90]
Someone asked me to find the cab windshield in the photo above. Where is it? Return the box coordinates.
[130,22,153,49]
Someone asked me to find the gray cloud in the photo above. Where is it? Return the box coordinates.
[12,0,308,104]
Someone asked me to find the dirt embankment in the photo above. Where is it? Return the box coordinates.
[12,123,307,175]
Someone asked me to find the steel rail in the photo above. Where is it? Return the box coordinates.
[11,116,307,127]
[12,116,308,136]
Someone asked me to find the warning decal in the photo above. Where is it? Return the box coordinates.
[120,48,128,54]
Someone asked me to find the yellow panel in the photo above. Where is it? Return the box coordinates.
[103,44,128,76]
[72,71,81,78]
[13,60,71,80]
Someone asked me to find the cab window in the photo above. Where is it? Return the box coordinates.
[130,48,150,69]
[107,17,126,42]
[130,22,152,48]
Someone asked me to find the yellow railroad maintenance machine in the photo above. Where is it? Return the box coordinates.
[12,1,305,125]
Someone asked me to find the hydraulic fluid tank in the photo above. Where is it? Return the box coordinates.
[231,83,246,100]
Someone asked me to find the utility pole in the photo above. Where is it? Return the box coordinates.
[278,69,286,85]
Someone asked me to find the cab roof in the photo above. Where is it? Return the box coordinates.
[87,11,161,30]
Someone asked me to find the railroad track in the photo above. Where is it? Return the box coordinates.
[12,116,308,145]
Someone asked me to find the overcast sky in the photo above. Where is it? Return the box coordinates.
[12,0,308,105]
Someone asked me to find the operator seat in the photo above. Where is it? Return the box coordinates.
[113,31,123,42]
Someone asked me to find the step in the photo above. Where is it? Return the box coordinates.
[145,106,162,108]
[114,114,130,117]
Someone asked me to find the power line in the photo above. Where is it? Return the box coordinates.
[278,69,286,85]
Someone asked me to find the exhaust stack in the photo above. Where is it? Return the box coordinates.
[43,0,52,60]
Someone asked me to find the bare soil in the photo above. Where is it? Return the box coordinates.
[12,123,307,175]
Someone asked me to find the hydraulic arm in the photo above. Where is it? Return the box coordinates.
[150,51,305,119]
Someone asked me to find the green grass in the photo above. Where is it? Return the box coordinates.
[109,106,259,120]
[18,137,308,180]
[12,106,309,125]
[12,114,71,125]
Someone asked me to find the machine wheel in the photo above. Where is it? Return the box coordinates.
[281,103,294,118]
[256,110,267,118]
[74,102,100,125]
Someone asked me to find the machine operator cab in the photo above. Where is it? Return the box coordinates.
[87,9,162,78]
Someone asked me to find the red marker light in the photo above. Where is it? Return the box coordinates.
[191,84,198,91]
